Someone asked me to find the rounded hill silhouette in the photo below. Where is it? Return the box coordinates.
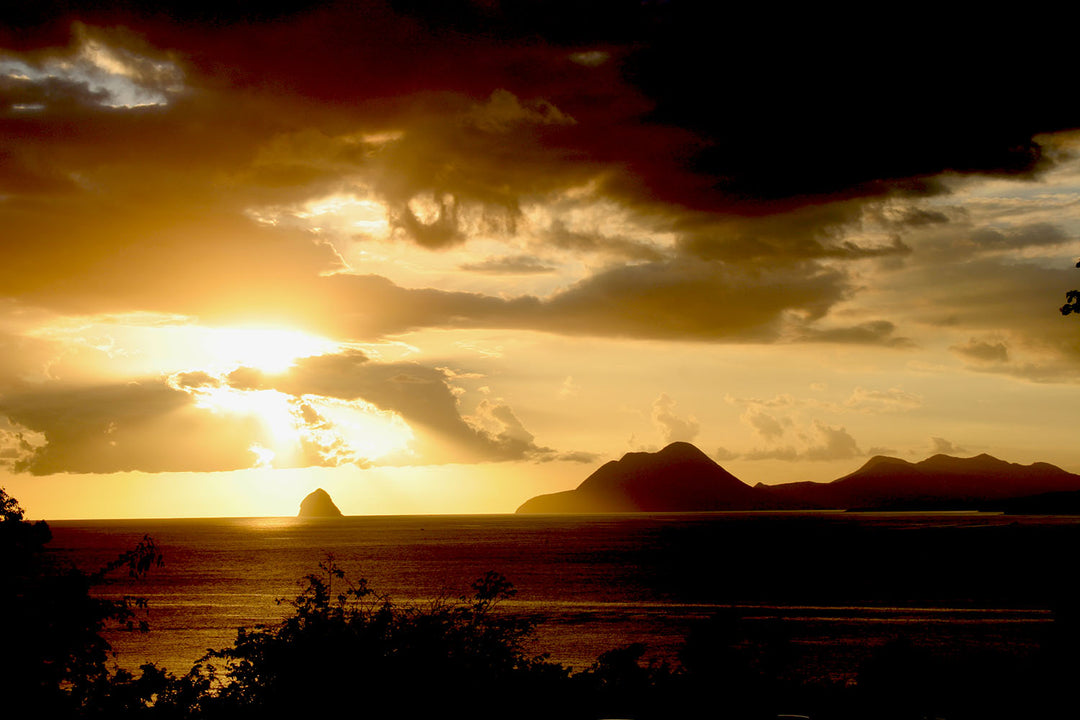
[516,442,762,513]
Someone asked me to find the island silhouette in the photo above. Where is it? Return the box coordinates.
[516,442,763,513]
[516,442,1080,513]
[298,488,343,517]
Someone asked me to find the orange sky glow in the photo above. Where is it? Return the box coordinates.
[2,3,1080,518]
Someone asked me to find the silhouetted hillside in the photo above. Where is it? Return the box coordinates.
[520,444,1080,514]
[516,442,764,513]
[760,453,1080,510]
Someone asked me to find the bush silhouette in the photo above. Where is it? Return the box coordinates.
[1062,259,1080,315]
[9,482,1075,720]
[0,486,165,717]
[170,558,578,719]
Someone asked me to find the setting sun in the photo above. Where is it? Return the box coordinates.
[195,326,341,374]
[1,3,1079,522]
[4,5,1080,718]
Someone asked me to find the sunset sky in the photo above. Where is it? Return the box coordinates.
[3,2,1080,519]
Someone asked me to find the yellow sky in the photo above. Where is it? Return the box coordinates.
[2,8,1080,518]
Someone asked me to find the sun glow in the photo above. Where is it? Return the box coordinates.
[191,386,298,443]
[185,383,414,468]
[308,396,415,463]
[197,326,341,373]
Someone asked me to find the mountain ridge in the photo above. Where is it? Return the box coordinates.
[517,441,765,513]
[516,443,1080,514]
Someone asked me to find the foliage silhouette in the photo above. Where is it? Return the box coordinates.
[1062,259,1080,316]
[167,557,580,719]
[0,486,165,717]
[7,482,1080,720]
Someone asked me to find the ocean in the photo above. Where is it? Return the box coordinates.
[45,512,1076,683]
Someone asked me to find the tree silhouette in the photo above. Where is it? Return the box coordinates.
[169,557,579,719]
[1062,260,1080,316]
[0,486,165,717]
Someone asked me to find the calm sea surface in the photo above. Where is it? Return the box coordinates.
[45,512,1080,682]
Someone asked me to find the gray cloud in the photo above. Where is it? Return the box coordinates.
[544,219,665,262]
[309,258,852,344]
[651,393,700,444]
[0,379,262,474]
[675,202,912,264]
[459,255,557,274]
[929,437,968,455]
[803,423,862,461]
[797,320,915,348]
[743,422,862,462]
[742,408,786,441]
[843,387,923,413]
[714,446,740,462]
[969,223,1069,252]
[951,339,1010,364]
[540,260,848,341]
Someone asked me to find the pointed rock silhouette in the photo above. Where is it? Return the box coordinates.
[298,488,343,518]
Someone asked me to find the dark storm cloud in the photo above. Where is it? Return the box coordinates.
[7,2,1073,212]
[2,2,1077,349]
[616,8,1075,208]
[394,3,1078,207]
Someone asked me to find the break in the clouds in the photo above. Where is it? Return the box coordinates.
[228,350,565,465]
[0,22,185,111]
[0,346,581,474]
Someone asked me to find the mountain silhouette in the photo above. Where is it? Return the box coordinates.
[298,488,343,517]
[518,443,1080,513]
[516,442,763,513]
[759,453,1080,510]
